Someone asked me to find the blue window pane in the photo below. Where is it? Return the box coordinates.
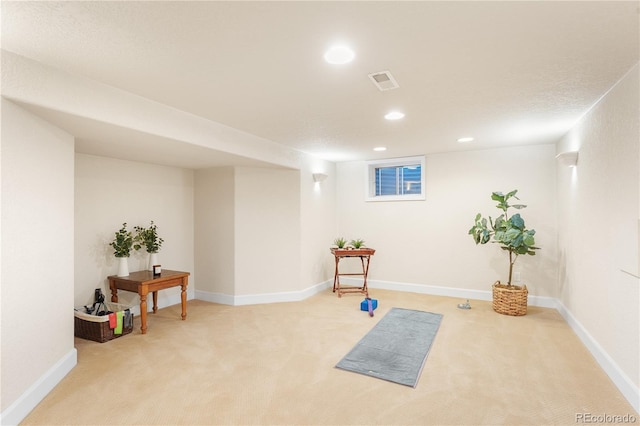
[402,166,421,194]
[375,167,398,196]
[375,165,421,196]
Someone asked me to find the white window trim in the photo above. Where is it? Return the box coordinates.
[365,155,426,202]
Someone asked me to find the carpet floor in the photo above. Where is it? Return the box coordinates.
[20,289,637,425]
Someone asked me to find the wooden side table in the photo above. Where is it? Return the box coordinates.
[108,269,190,334]
[330,248,375,297]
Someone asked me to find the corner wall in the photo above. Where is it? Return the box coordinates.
[194,160,337,305]
[74,154,196,309]
[556,63,639,410]
[298,157,337,291]
[1,99,76,423]
[194,167,236,297]
[234,167,301,296]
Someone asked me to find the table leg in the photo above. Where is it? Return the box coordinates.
[333,256,340,293]
[361,256,371,297]
[140,293,148,334]
[181,280,187,320]
[109,280,118,303]
[152,291,158,313]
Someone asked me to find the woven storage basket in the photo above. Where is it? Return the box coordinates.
[74,302,134,343]
[492,281,528,316]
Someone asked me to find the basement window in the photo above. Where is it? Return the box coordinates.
[365,156,425,202]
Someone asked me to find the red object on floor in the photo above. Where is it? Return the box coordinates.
[108,312,117,329]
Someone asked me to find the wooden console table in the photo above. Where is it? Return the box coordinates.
[108,269,190,334]
[330,248,375,297]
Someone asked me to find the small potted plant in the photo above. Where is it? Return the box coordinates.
[110,223,133,276]
[333,237,347,249]
[134,221,164,271]
[349,239,365,249]
[468,190,539,316]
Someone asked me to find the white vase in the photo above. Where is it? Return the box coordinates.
[117,257,129,277]
[148,252,158,271]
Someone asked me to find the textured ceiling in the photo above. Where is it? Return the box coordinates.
[2,1,639,166]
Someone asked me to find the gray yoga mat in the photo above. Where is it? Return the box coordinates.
[335,307,443,387]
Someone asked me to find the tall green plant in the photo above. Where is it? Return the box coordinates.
[468,190,539,286]
[110,223,134,258]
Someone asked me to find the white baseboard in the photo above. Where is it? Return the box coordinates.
[366,278,493,301]
[0,348,77,426]
[344,277,558,309]
[556,301,640,414]
[195,280,333,306]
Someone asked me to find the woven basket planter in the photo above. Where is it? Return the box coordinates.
[492,281,528,316]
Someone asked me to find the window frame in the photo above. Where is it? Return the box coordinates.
[365,155,426,202]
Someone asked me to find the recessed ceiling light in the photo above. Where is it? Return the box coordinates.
[324,45,355,64]
[384,111,405,120]
[373,147,387,152]
[457,137,474,143]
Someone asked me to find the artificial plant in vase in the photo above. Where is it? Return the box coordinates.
[468,190,540,316]
[134,221,164,271]
[110,223,134,276]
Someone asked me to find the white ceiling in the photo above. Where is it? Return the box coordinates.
[2,1,639,167]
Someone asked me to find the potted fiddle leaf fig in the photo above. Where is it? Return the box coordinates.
[468,190,540,316]
[110,223,133,277]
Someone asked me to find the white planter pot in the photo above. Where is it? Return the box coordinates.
[117,257,129,277]
[148,252,158,271]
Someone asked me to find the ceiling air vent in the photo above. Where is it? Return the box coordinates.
[368,70,399,91]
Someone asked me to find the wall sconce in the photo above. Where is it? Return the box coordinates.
[312,173,328,183]
[556,151,579,167]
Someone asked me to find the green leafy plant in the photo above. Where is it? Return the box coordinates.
[333,237,347,249]
[350,239,365,249]
[468,190,539,286]
[110,223,134,258]
[134,221,164,253]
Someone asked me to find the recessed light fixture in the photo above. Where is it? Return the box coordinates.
[373,147,387,152]
[457,137,474,143]
[384,111,405,120]
[324,45,355,64]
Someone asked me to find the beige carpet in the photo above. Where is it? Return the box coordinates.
[21,289,637,425]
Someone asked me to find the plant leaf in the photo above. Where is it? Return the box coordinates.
[523,233,535,246]
[510,213,525,229]
[491,192,505,202]
[505,189,518,200]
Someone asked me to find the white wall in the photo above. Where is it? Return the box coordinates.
[0,100,76,421]
[75,154,196,309]
[299,157,337,290]
[234,167,301,295]
[556,64,639,400]
[194,167,235,296]
[195,161,336,304]
[336,144,557,297]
